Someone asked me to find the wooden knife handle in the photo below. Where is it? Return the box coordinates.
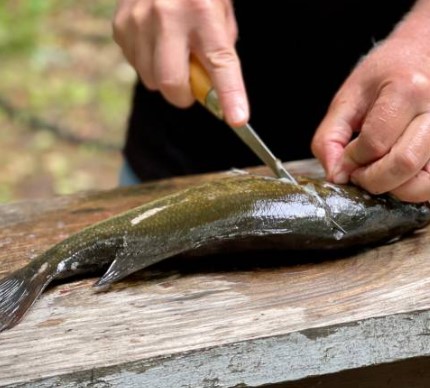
[189,56,223,119]
[189,56,212,105]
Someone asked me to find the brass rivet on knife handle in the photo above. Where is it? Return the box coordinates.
[190,56,223,119]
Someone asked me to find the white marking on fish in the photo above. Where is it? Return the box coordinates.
[57,262,66,272]
[322,182,343,193]
[316,208,326,218]
[333,230,344,240]
[279,177,295,185]
[131,205,169,226]
[303,183,317,194]
[38,262,48,274]
[71,262,79,271]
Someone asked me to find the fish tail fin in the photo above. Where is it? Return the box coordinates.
[0,263,53,332]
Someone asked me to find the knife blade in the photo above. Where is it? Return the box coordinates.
[189,56,345,234]
[189,56,296,183]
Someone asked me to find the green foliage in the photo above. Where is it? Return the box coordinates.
[0,0,128,203]
[0,1,114,54]
[0,1,53,54]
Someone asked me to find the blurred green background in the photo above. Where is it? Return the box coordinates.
[0,0,136,203]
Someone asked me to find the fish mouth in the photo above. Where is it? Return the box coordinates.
[415,202,430,227]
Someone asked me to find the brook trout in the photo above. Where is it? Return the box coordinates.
[1,174,429,332]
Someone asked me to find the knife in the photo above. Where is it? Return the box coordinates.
[189,57,345,234]
[189,56,297,184]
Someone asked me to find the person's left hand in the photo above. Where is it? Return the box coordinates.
[312,9,430,203]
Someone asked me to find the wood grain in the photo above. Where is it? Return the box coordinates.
[1,159,429,386]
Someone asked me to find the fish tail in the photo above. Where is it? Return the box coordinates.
[0,262,53,332]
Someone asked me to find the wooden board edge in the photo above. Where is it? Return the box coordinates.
[7,309,430,388]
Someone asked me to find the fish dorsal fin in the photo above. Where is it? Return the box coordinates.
[227,168,249,176]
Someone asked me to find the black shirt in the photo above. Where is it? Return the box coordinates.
[124,0,414,181]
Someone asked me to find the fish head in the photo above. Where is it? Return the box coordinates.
[411,201,430,228]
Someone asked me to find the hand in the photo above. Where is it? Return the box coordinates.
[112,0,249,127]
[312,5,430,203]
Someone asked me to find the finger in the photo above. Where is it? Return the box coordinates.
[193,7,248,127]
[390,167,430,203]
[351,112,430,194]
[340,85,416,171]
[224,0,238,43]
[311,84,371,181]
[132,4,157,90]
[153,26,194,108]
[112,1,138,66]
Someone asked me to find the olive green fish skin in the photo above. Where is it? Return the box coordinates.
[1,174,429,332]
[33,175,430,282]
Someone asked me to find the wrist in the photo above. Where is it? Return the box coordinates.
[390,0,430,41]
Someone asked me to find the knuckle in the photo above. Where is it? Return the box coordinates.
[204,48,238,70]
[218,86,242,99]
[311,135,323,156]
[359,134,388,160]
[161,84,194,108]
[112,14,121,32]
[136,66,156,90]
[153,0,176,19]
[112,12,127,41]
[392,149,421,176]
[410,72,430,95]
[131,4,147,27]
[157,71,191,105]
[394,72,430,100]
[329,92,365,120]
[171,94,194,108]
[141,74,157,91]
[187,0,215,14]
[158,76,185,91]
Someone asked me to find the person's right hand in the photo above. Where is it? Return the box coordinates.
[113,0,249,127]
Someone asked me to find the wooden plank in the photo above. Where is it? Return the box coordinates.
[5,311,430,387]
[0,159,429,386]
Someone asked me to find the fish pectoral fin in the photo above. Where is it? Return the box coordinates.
[93,257,132,292]
[92,253,168,292]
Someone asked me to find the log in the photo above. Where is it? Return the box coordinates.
[1,159,429,387]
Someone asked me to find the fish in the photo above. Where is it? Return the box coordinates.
[0,173,429,332]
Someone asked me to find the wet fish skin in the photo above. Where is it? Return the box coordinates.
[0,174,429,332]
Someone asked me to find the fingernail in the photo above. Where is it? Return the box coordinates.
[230,106,248,126]
[334,171,349,184]
[332,165,349,184]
